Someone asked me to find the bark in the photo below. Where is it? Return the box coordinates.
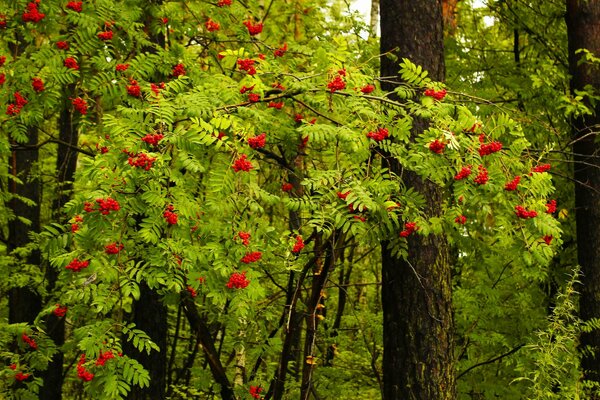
[370,0,380,35]
[8,126,42,326]
[125,283,168,399]
[380,1,455,399]
[566,0,600,392]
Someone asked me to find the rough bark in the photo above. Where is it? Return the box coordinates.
[566,0,600,392]
[380,0,455,399]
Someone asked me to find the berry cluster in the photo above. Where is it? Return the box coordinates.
[141,133,164,146]
[424,88,447,100]
[361,84,375,94]
[515,205,537,219]
[454,215,467,225]
[240,85,255,94]
[473,165,489,185]
[479,141,503,156]
[248,133,266,149]
[268,101,284,109]
[546,199,557,214]
[6,92,28,116]
[241,251,262,264]
[56,41,69,50]
[532,163,551,173]
[96,197,120,214]
[327,74,346,93]
[454,166,472,180]
[250,386,263,399]
[367,127,389,142]
[66,1,82,12]
[127,79,141,97]
[15,371,30,381]
[399,222,417,238]
[248,93,260,102]
[22,333,37,350]
[77,355,94,382]
[64,57,79,70]
[205,18,220,32]
[217,0,232,6]
[128,152,156,170]
[32,77,44,93]
[95,351,115,367]
[104,243,124,254]
[66,258,90,272]
[274,43,288,57]
[243,20,263,35]
[172,63,186,77]
[22,1,45,23]
[164,205,178,225]
[504,176,520,191]
[292,235,305,253]
[429,139,445,154]
[226,271,250,289]
[116,63,129,72]
[237,58,257,75]
[237,231,251,245]
[53,304,68,317]
[97,30,113,41]
[232,154,253,172]
[282,183,293,192]
[151,82,165,95]
[72,97,87,114]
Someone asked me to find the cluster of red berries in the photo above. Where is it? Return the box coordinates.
[32,77,44,93]
[66,258,90,272]
[164,205,178,225]
[240,85,255,94]
[429,139,445,154]
[151,82,166,95]
[243,20,263,35]
[205,18,220,32]
[6,92,28,116]
[77,355,94,381]
[66,1,82,12]
[172,63,185,77]
[53,304,68,317]
[504,176,520,191]
[232,154,253,172]
[515,205,537,219]
[274,43,288,57]
[543,235,553,245]
[97,30,113,41]
[250,386,263,399]
[128,152,156,170]
[241,251,262,264]
[64,57,79,70]
[116,63,129,72]
[227,271,250,289]
[105,243,124,254]
[454,166,472,180]
[367,127,389,142]
[473,165,489,185]
[217,0,232,6]
[237,231,251,245]
[248,133,266,149]
[72,97,87,114]
[248,93,260,102]
[95,351,115,367]
[399,222,417,237]
[71,215,83,232]
[56,41,69,50]
[455,215,467,225]
[22,333,37,350]
[282,182,293,192]
[127,79,141,97]
[337,191,350,200]
[532,163,551,173]
[546,199,557,214]
[327,74,346,93]
[479,141,503,156]
[292,235,304,253]
[361,84,375,94]
[94,197,120,214]
[186,285,197,298]
[141,133,164,146]
[238,58,257,75]
[268,101,284,109]
[424,88,447,100]
[23,1,45,23]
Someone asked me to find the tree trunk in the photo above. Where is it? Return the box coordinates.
[380,1,455,399]
[566,0,600,392]
[8,126,42,326]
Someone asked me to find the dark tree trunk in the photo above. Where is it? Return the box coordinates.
[40,91,80,400]
[380,1,455,399]
[125,282,168,400]
[566,0,600,392]
[8,126,42,326]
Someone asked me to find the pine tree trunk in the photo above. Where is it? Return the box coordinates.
[566,0,600,393]
[380,1,456,399]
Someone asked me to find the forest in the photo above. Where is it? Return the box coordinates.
[0,0,598,399]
